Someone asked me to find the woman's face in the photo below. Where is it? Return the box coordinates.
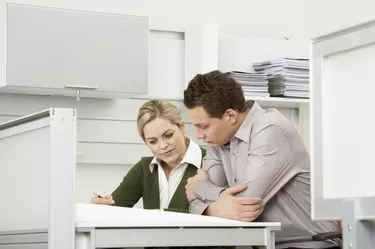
[143,118,186,167]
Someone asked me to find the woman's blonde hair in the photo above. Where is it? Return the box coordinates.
[137,99,183,140]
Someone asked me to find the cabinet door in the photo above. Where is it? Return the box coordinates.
[6,3,149,95]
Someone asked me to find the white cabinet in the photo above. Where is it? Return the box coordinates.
[0,1,149,98]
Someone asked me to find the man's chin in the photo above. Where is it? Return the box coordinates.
[211,141,231,147]
[209,142,220,147]
[205,141,223,147]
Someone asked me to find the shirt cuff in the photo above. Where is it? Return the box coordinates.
[194,179,225,202]
[189,199,210,215]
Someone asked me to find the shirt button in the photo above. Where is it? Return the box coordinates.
[231,152,236,156]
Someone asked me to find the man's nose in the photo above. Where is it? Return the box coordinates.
[196,129,205,140]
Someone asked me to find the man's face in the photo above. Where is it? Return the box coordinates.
[188,106,235,147]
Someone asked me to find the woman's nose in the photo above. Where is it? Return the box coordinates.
[159,139,168,149]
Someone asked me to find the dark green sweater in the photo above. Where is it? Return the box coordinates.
[112,148,206,213]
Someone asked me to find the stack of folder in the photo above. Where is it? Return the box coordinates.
[228,71,269,97]
[253,58,309,99]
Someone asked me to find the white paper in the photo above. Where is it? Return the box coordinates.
[75,203,280,228]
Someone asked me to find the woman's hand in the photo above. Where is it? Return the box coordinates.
[91,194,115,205]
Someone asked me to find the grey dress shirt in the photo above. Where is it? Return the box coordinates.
[191,102,341,249]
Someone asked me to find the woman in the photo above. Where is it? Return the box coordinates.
[92,99,205,213]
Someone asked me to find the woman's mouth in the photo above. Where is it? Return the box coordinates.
[162,150,174,156]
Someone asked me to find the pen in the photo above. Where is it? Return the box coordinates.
[93,192,103,198]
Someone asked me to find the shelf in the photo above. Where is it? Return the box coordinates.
[244,96,309,108]
[131,95,309,109]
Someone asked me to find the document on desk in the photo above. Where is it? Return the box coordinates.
[76,203,280,228]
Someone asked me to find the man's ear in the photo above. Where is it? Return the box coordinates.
[225,109,238,124]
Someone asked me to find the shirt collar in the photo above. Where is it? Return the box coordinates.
[233,101,263,143]
[149,138,202,173]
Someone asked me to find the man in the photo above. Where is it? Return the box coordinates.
[183,70,341,249]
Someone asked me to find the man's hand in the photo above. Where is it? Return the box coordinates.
[205,185,262,222]
[185,169,208,203]
[91,194,115,205]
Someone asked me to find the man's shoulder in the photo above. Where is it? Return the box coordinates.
[252,108,294,134]
[205,144,227,157]
[250,108,305,151]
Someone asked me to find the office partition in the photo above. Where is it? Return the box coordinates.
[0,108,76,249]
[310,19,375,248]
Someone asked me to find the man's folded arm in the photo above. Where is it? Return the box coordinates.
[193,125,297,209]
[194,147,228,202]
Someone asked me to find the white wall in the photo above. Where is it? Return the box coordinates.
[5,0,375,42]
[75,164,143,207]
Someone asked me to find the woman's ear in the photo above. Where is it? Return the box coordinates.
[179,120,186,133]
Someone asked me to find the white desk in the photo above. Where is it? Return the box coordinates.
[75,204,281,249]
[0,204,280,249]
[76,225,280,249]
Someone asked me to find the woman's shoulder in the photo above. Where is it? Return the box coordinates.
[138,156,154,168]
[140,156,154,164]
[129,156,155,172]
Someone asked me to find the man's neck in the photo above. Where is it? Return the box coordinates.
[235,108,250,130]
[224,109,250,145]
[225,102,253,145]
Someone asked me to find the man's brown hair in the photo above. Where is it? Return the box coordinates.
[184,70,249,118]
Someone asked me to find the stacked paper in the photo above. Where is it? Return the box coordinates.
[228,71,269,97]
[253,58,309,98]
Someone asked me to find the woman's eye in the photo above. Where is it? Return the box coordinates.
[165,133,173,138]
[149,140,156,145]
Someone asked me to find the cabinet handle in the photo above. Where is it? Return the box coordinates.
[65,84,98,90]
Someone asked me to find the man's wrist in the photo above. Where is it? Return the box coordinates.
[203,203,214,216]
[219,188,227,197]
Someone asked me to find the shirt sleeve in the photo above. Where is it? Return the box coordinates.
[111,159,144,207]
[189,199,212,215]
[235,124,297,205]
[193,148,228,202]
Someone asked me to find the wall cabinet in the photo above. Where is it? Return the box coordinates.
[0,1,149,98]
